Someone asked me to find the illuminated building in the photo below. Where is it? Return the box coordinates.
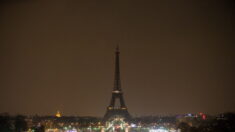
[56,111,62,118]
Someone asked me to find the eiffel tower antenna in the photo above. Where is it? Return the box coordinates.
[114,44,121,91]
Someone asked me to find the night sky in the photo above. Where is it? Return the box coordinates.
[0,0,234,116]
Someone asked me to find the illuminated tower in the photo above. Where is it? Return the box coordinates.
[103,46,131,122]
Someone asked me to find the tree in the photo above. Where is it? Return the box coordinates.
[177,122,190,132]
[34,125,45,132]
[15,115,27,132]
[0,113,13,132]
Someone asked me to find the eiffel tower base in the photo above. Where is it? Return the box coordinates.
[103,108,131,122]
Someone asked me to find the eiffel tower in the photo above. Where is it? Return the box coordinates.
[103,46,131,122]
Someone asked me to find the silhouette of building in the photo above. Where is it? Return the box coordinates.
[103,46,131,122]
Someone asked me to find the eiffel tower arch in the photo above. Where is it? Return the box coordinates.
[103,46,131,122]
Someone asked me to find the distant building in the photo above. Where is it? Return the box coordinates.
[55,111,61,118]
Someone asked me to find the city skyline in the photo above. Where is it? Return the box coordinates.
[1,0,235,116]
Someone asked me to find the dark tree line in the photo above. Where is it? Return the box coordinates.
[0,114,27,132]
[131,116,176,124]
[177,113,235,132]
[0,113,12,132]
